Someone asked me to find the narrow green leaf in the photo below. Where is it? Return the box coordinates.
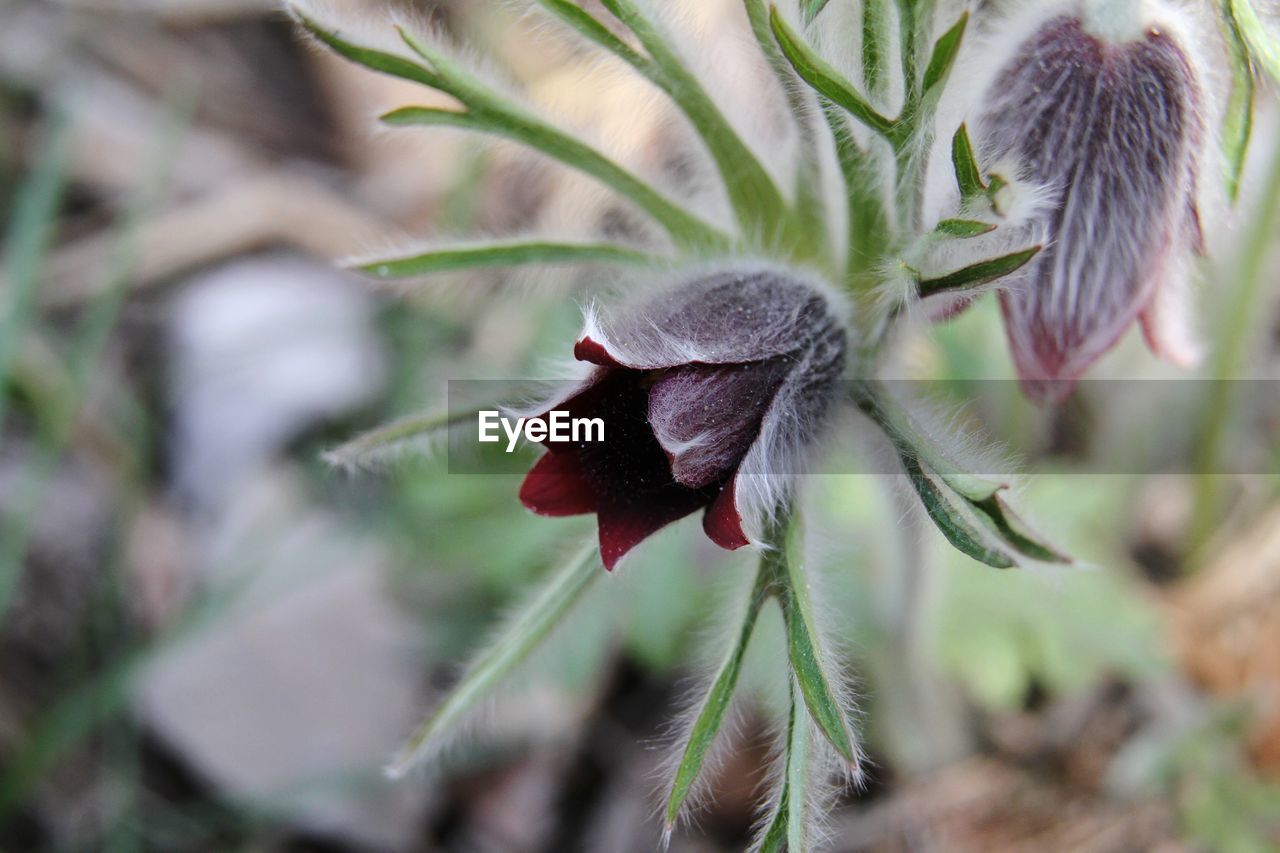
[782,679,811,851]
[743,0,833,267]
[1223,5,1256,203]
[853,381,1071,568]
[861,0,890,99]
[951,123,985,199]
[395,26,496,107]
[769,7,896,138]
[802,0,834,24]
[307,22,727,251]
[598,0,791,238]
[380,105,473,130]
[665,558,772,829]
[917,245,1041,296]
[1230,0,1280,82]
[387,542,601,778]
[758,796,788,852]
[970,493,1071,564]
[357,237,655,278]
[771,519,858,766]
[535,0,652,71]
[852,381,993,502]
[819,105,889,289]
[757,679,811,852]
[901,456,1016,569]
[379,98,729,251]
[291,10,442,89]
[934,218,995,238]
[0,115,72,437]
[934,470,1003,504]
[921,12,968,95]
[322,408,479,469]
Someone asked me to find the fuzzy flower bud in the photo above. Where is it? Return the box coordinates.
[519,270,847,570]
[977,0,1208,401]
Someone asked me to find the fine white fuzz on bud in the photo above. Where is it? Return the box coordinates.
[967,0,1216,401]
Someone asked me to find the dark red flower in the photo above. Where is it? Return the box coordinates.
[519,270,847,569]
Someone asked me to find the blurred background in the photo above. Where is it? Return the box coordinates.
[0,0,1278,850]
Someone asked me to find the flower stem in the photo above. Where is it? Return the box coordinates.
[1190,137,1280,554]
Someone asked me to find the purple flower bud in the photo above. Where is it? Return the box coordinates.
[519,270,847,570]
[978,8,1207,401]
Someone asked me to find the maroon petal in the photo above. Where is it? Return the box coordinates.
[596,486,709,570]
[647,361,790,488]
[702,477,749,550]
[573,336,621,367]
[519,450,598,516]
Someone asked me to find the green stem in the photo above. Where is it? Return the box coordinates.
[1190,139,1280,554]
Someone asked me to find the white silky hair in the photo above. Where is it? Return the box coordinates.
[925,0,1226,231]
[650,566,771,842]
[922,0,1226,391]
[654,532,866,848]
[745,521,868,851]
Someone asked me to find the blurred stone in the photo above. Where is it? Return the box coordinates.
[140,255,433,849]
[135,470,433,851]
[167,253,385,521]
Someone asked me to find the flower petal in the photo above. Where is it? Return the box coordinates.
[573,336,622,367]
[1139,241,1204,369]
[647,361,791,488]
[702,477,750,550]
[979,17,1203,399]
[596,486,709,570]
[519,450,598,516]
